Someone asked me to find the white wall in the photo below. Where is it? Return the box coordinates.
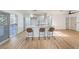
[2,10,24,33]
[45,10,68,30]
[51,14,66,29]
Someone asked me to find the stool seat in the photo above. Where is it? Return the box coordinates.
[26,28,33,40]
[48,27,55,32]
[47,27,55,39]
[39,28,45,32]
[27,28,33,32]
[39,28,46,40]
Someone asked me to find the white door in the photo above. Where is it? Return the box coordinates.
[70,17,76,31]
[66,17,69,29]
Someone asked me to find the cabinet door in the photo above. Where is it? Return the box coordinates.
[0,11,10,42]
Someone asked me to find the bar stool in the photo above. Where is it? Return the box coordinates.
[47,27,55,39]
[26,28,33,40]
[39,28,46,40]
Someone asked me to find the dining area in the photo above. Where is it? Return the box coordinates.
[25,13,55,40]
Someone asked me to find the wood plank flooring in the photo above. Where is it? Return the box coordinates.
[0,30,79,49]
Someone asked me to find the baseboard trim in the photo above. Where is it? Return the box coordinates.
[0,38,10,45]
[16,31,24,36]
[55,29,66,31]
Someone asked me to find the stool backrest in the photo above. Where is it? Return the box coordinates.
[27,28,33,32]
[48,27,55,32]
[39,28,45,32]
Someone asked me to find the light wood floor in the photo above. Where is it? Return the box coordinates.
[0,30,79,49]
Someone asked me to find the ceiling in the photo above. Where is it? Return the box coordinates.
[15,10,79,16]
[16,10,69,16]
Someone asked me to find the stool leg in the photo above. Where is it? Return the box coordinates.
[28,33,29,40]
[52,32,56,40]
[26,34,27,40]
[44,32,46,40]
[47,32,48,39]
[47,32,49,39]
[32,32,33,40]
[39,32,40,40]
[51,32,53,40]
[26,37,28,40]
[48,32,50,39]
[26,33,29,40]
